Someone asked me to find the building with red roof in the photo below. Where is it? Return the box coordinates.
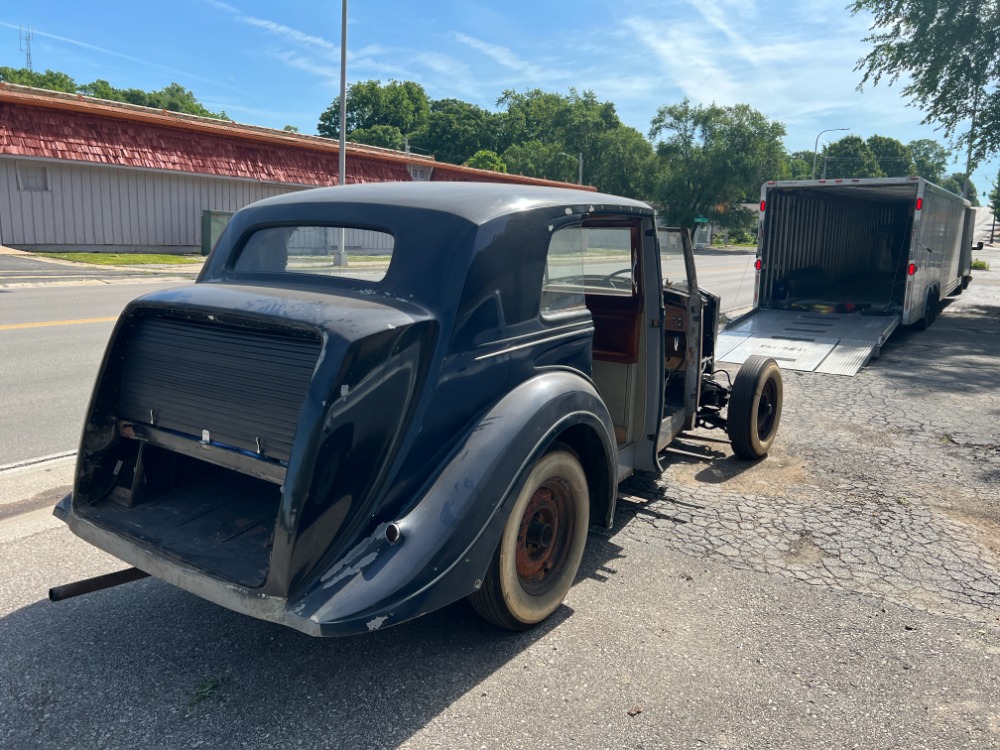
[0,83,588,252]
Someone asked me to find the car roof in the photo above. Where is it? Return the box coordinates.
[250,181,653,226]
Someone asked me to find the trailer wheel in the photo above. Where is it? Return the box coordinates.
[915,288,939,330]
[727,356,783,460]
[469,448,589,630]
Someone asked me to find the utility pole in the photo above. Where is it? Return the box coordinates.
[20,26,33,71]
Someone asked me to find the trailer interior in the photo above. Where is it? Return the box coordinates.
[756,183,918,314]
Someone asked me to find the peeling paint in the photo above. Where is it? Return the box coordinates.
[321,551,379,588]
[366,615,388,631]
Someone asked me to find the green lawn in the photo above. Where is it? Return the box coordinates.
[35,252,203,266]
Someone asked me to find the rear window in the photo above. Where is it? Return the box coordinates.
[232,225,394,282]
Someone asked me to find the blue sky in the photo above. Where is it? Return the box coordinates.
[3,0,996,196]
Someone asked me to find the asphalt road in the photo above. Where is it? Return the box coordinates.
[0,248,757,467]
[0,280,188,467]
[1,248,999,748]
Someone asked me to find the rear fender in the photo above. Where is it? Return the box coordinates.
[290,370,616,635]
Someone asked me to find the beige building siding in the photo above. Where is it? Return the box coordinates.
[0,157,299,250]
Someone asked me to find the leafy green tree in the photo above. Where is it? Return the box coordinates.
[502,140,577,182]
[348,125,405,150]
[318,80,429,139]
[408,99,496,165]
[0,67,76,92]
[3,67,227,119]
[866,135,914,176]
[851,0,997,174]
[464,150,506,172]
[783,150,814,180]
[820,135,883,178]
[988,176,1000,209]
[648,99,786,231]
[908,139,951,182]
[585,126,657,198]
[282,125,299,133]
[146,83,227,118]
[495,89,571,152]
[939,173,979,204]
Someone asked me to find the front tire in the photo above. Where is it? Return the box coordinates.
[727,356,783,460]
[470,448,589,630]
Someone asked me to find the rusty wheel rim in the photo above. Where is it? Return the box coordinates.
[515,479,575,595]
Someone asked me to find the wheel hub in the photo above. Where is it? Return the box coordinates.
[516,482,573,589]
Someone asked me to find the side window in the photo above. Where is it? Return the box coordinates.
[541,224,637,315]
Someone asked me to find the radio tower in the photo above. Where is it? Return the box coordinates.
[20,26,34,71]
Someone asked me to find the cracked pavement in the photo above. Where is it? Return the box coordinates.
[618,262,1000,626]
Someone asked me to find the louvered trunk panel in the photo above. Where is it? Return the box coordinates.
[120,317,321,463]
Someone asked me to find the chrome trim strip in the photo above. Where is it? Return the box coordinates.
[474,326,594,361]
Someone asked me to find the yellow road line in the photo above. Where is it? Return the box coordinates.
[0,316,117,331]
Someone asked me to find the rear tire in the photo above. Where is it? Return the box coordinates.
[915,288,939,330]
[727,356,783,460]
[469,448,589,630]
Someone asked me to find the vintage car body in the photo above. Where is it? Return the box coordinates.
[55,182,782,636]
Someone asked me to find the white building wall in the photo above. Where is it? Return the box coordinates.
[0,157,300,250]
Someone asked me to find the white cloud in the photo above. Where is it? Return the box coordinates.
[451,32,569,84]
[238,16,337,51]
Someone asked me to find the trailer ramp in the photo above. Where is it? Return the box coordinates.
[717,310,900,376]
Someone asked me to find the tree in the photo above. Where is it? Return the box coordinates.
[820,135,883,178]
[408,99,497,165]
[866,135,914,176]
[648,99,786,231]
[584,126,657,198]
[851,0,999,179]
[2,67,227,119]
[908,139,951,182]
[348,125,405,150]
[939,173,980,205]
[282,125,299,133]
[989,176,1000,210]
[783,150,814,180]
[464,150,506,172]
[318,80,430,139]
[147,83,227,119]
[502,140,577,182]
[0,67,76,92]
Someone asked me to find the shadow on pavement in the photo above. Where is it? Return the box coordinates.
[1,534,626,749]
[870,299,1000,397]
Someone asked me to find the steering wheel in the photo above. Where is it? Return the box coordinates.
[597,268,634,290]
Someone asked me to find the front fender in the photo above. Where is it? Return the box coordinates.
[289,369,617,635]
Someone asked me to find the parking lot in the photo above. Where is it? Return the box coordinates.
[2,254,999,749]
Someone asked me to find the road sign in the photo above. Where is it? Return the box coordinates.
[694,217,709,224]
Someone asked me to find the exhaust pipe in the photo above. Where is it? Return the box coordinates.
[49,568,149,602]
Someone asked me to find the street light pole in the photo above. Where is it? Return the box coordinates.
[559,152,583,184]
[335,0,348,266]
[811,128,849,180]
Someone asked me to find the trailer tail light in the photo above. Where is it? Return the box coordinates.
[915,197,923,210]
[908,263,917,276]
[760,199,766,212]
[754,259,762,271]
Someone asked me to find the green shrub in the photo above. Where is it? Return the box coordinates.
[971,258,990,271]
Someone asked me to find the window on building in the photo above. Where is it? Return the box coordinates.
[16,164,49,192]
